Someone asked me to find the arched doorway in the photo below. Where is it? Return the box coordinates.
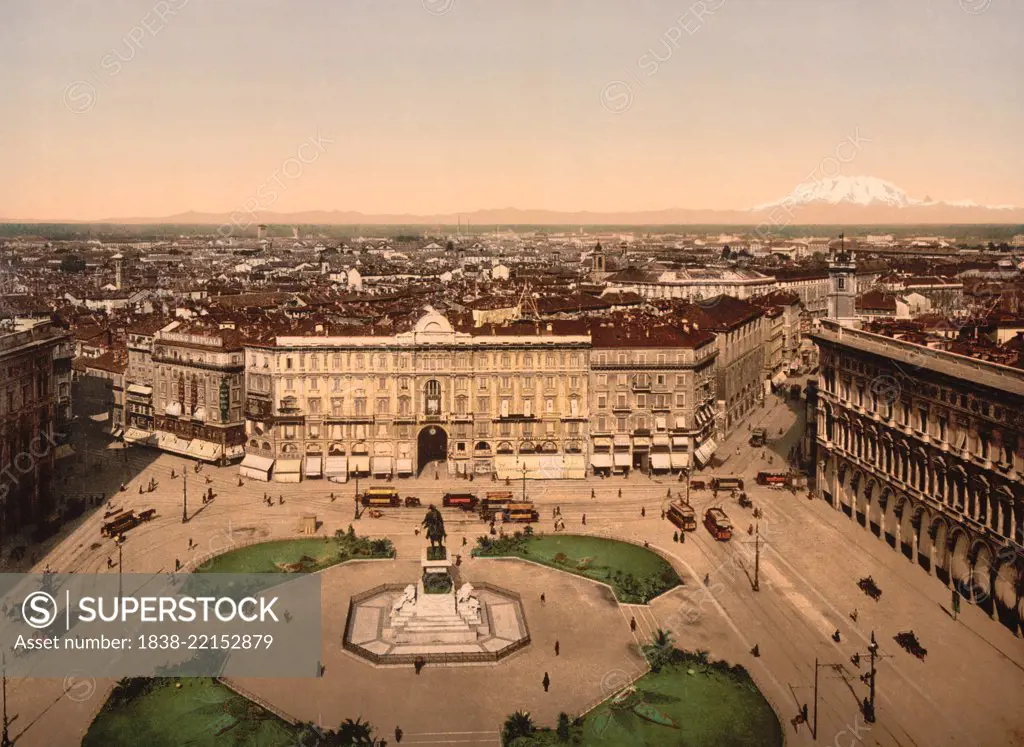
[417,426,448,474]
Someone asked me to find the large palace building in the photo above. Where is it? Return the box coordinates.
[813,318,1024,634]
[240,311,591,482]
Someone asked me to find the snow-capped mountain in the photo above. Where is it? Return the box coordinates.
[752,175,1016,212]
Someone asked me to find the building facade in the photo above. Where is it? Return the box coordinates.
[151,328,247,463]
[0,321,69,534]
[589,320,718,474]
[241,311,591,482]
[813,320,1024,634]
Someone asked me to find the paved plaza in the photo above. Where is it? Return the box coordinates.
[4,391,1024,746]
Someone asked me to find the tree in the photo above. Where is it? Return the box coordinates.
[720,245,732,260]
[502,710,535,745]
[422,505,446,549]
[446,239,455,253]
[556,712,571,741]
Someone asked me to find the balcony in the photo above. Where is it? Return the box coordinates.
[612,403,631,413]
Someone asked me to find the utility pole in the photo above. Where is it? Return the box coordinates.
[181,466,188,524]
[117,534,126,598]
[813,657,819,740]
[2,653,11,747]
[753,522,760,592]
[864,631,878,723]
[684,468,691,506]
[354,471,362,518]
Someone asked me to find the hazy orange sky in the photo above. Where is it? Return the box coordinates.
[1,0,1021,220]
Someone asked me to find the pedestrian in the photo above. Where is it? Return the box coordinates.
[395,726,403,743]
[554,640,560,656]
[106,556,113,568]
[641,507,646,517]
[666,488,671,498]
[703,574,709,586]
[591,488,595,499]
[832,629,841,643]
[629,616,636,633]
[581,514,586,525]
[673,531,678,542]
[175,558,181,571]
[462,536,467,546]
[540,592,546,604]
[661,509,666,520]
[188,538,193,549]
[618,488,622,498]
[850,608,858,623]
[751,644,760,657]
[542,672,550,692]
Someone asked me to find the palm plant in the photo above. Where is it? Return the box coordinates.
[501,710,535,745]
[643,628,677,672]
[335,716,376,745]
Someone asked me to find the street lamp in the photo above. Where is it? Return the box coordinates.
[181,463,189,523]
[863,631,879,723]
[116,533,127,598]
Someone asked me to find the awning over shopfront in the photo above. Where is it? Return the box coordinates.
[672,436,688,448]
[239,453,274,482]
[563,454,586,479]
[126,384,153,397]
[156,432,190,456]
[591,453,613,469]
[593,437,613,449]
[349,455,371,474]
[274,459,301,483]
[324,456,348,478]
[494,455,565,479]
[613,452,631,468]
[396,458,413,475]
[613,435,630,448]
[694,439,718,466]
[371,457,393,476]
[650,452,671,470]
[304,456,322,478]
[772,371,788,386]
[652,434,670,447]
[225,444,245,460]
[671,452,691,469]
[123,427,155,445]
[187,440,223,463]
[111,428,124,439]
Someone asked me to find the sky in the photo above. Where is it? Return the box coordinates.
[1,0,1022,220]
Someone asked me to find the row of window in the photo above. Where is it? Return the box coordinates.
[268,421,582,441]
[268,351,585,372]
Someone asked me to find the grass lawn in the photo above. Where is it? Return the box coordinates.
[579,658,783,746]
[82,678,300,747]
[474,533,681,603]
[195,533,393,574]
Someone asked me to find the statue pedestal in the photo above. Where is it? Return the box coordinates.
[381,547,484,645]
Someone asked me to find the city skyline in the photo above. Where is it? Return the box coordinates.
[2,0,1023,221]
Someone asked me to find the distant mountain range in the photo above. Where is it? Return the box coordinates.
[5,177,1023,227]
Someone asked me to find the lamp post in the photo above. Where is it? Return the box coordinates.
[1,653,11,747]
[181,464,188,523]
[863,631,878,723]
[752,522,760,592]
[116,533,126,598]
[521,463,528,503]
